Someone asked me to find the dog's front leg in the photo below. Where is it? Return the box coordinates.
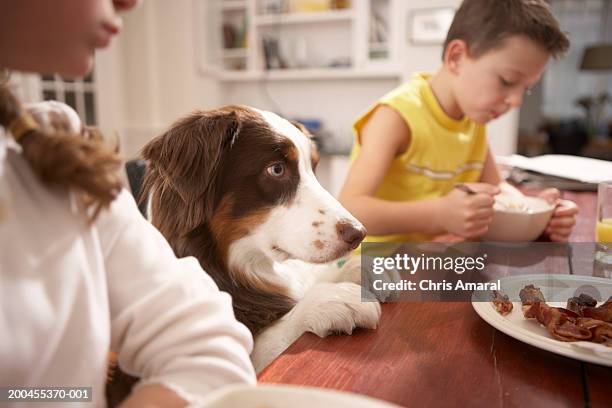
[335,255,362,283]
[336,256,401,302]
[250,311,309,373]
[250,281,382,373]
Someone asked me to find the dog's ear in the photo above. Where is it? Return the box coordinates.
[290,120,319,169]
[290,120,312,137]
[142,110,241,224]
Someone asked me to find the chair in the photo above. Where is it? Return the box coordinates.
[124,159,148,217]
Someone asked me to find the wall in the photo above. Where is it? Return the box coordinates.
[112,0,222,158]
[518,81,544,135]
[544,0,612,119]
[111,0,519,180]
[515,0,612,140]
[95,38,124,140]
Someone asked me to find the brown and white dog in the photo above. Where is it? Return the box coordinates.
[141,105,381,371]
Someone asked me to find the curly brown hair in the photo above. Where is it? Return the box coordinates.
[0,85,123,221]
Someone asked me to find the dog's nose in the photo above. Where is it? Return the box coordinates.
[336,221,366,250]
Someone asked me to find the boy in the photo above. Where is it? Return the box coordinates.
[339,0,578,244]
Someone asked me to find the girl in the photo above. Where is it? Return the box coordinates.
[0,1,256,407]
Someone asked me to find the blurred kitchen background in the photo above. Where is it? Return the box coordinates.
[7,0,612,196]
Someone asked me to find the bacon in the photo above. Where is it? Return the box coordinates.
[552,320,592,342]
[519,284,545,306]
[491,290,513,316]
[567,293,597,315]
[591,323,612,347]
[575,318,612,347]
[518,285,612,347]
[523,301,561,327]
[523,302,592,342]
[582,300,612,323]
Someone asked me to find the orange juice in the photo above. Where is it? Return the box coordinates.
[596,218,612,243]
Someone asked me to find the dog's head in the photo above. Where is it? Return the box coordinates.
[142,105,365,267]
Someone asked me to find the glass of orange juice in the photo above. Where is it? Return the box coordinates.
[595,181,612,267]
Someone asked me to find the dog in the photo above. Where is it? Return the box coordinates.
[141,105,381,371]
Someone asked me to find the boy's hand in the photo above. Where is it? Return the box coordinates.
[538,188,579,242]
[431,233,466,243]
[438,183,499,238]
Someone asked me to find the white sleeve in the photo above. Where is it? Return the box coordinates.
[96,190,256,401]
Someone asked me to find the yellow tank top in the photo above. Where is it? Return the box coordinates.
[351,72,488,243]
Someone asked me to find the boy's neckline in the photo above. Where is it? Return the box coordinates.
[419,72,472,131]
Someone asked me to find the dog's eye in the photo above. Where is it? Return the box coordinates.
[266,163,285,177]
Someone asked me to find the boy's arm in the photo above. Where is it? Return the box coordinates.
[339,106,496,238]
[339,105,440,236]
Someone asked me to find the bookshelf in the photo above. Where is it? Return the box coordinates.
[196,0,400,81]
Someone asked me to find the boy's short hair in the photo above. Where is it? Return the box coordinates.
[443,0,570,59]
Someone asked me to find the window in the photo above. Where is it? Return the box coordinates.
[544,0,612,118]
[39,70,98,126]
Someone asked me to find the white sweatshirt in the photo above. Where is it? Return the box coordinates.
[0,128,256,407]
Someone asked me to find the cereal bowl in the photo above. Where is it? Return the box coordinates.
[482,196,555,242]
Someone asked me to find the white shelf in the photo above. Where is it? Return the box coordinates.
[369,42,388,52]
[197,1,398,82]
[215,67,400,81]
[221,48,249,59]
[254,9,355,26]
[220,0,247,11]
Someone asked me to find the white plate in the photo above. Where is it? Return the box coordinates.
[472,274,612,367]
[198,384,401,408]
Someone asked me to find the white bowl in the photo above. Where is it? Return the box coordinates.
[482,196,555,242]
[198,384,401,408]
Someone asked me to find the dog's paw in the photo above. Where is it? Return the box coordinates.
[338,255,401,302]
[295,282,381,337]
[337,255,362,284]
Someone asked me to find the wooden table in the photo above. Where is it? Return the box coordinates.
[259,191,612,407]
